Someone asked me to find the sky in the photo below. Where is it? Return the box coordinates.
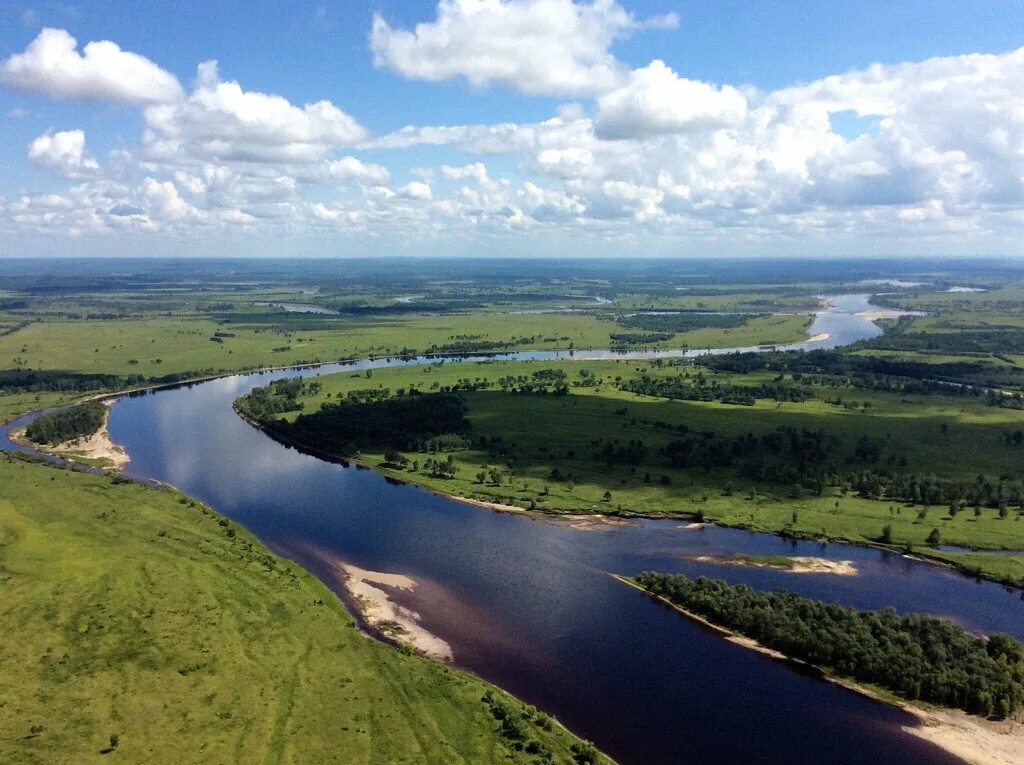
[0,0,1023,259]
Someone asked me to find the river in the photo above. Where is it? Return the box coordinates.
[4,295,1018,764]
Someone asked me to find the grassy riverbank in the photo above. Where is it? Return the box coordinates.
[241,358,1024,585]
[0,455,604,764]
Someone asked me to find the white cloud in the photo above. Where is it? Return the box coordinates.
[324,156,390,185]
[27,129,98,178]
[595,60,747,139]
[2,24,1024,255]
[371,0,647,96]
[140,61,366,165]
[398,180,433,200]
[1,28,183,104]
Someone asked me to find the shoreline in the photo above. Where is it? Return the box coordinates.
[613,575,1024,765]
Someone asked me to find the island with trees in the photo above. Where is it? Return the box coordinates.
[628,572,1024,719]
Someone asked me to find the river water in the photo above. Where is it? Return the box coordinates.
[5,295,1018,764]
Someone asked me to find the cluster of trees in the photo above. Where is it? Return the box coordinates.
[635,572,1024,718]
[621,373,813,405]
[25,401,106,445]
[661,426,845,478]
[872,318,1024,355]
[595,439,649,466]
[423,336,539,355]
[609,332,674,346]
[275,393,470,455]
[236,377,311,421]
[694,348,997,387]
[422,455,458,477]
[478,689,596,763]
[852,470,1024,513]
[616,312,755,332]
[496,369,570,395]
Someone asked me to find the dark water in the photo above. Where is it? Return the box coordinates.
[4,296,1014,764]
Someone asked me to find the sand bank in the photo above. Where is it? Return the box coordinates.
[858,308,908,322]
[339,563,453,661]
[689,554,857,575]
[544,514,641,532]
[806,332,831,342]
[904,708,1024,765]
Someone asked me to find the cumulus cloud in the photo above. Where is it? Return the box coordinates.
[1,28,183,104]
[371,0,651,96]
[398,180,433,200]
[324,156,390,185]
[595,60,748,139]
[2,22,1023,254]
[27,129,99,178]
[141,61,366,164]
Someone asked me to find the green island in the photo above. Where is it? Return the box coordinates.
[627,572,1024,718]
[0,453,603,764]
[24,401,106,445]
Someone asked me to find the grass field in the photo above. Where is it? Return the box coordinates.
[0,392,79,426]
[262,358,1024,583]
[0,311,810,379]
[0,455,603,764]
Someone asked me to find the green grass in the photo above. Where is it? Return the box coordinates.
[731,554,798,569]
[265,359,1024,584]
[0,392,79,426]
[0,455,603,764]
[0,310,810,379]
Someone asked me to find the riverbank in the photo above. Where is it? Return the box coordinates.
[614,574,1024,765]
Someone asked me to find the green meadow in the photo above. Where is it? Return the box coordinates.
[0,455,603,764]
[267,358,1024,583]
[0,310,809,378]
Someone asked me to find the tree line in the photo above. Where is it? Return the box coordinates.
[271,393,470,456]
[634,572,1024,718]
[621,373,813,405]
[616,312,757,332]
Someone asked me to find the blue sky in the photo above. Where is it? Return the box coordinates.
[1,0,1023,257]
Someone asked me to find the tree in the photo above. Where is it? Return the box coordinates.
[880,524,893,544]
[926,527,941,546]
[603,490,612,501]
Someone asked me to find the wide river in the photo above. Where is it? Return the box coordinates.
[5,295,1019,764]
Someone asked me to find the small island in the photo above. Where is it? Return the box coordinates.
[17,401,129,469]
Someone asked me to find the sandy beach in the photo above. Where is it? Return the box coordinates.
[689,554,858,576]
